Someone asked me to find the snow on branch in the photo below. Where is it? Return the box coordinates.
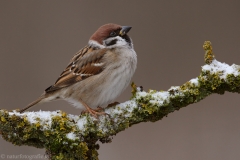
[1,41,240,160]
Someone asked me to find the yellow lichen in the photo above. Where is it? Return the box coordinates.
[1,117,6,122]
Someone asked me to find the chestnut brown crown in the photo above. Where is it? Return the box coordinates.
[90,23,131,45]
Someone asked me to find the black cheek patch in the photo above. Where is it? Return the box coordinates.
[106,39,118,46]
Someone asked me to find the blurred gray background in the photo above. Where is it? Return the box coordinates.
[1,0,240,160]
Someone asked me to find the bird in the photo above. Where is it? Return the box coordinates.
[19,23,137,117]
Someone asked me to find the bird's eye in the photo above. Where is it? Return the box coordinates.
[110,31,117,37]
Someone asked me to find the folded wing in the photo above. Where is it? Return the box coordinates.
[45,46,107,93]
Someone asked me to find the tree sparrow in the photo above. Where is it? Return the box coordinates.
[20,23,137,117]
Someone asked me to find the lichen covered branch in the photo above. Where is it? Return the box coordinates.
[1,41,240,160]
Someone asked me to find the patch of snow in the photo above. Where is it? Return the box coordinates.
[136,87,143,92]
[63,141,68,145]
[67,114,79,122]
[105,100,137,116]
[202,59,239,79]
[149,91,170,105]
[77,116,88,131]
[9,110,62,130]
[189,78,199,86]
[97,100,138,133]
[136,91,148,99]
[66,132,77,140]
[168,86,185,96]
[169,86,180,90]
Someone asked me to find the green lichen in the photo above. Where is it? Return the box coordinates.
[1,41,240,159]
[203,41,215,64]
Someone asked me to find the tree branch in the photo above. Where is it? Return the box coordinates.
[1,41,240,160]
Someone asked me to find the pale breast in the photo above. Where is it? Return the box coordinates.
[64,47,137,110]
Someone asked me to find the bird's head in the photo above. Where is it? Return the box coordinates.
[89,23,132,48]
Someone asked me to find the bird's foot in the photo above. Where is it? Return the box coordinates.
[81,106,107,118]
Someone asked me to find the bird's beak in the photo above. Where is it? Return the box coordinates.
[119,26,132,36]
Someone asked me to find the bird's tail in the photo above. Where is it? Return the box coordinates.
[20,96,45,113]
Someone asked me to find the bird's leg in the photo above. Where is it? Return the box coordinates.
[85,106,107,118]
[79,99,106,118]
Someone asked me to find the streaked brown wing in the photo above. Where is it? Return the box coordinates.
[45,46,108,93]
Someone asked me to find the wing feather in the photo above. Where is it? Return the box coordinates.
[45,46,107,93]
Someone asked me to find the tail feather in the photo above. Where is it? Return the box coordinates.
[20,96,45,113]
